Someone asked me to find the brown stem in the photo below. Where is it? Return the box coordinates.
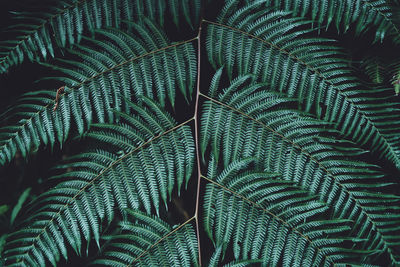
[193,19,203,266]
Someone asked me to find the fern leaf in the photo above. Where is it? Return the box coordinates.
[1,1,399,266]
[208,245,262,267]
[388,57,400,95]
[206,3,400,170]
[202,158,373,266]
[200,72,400,264]
[361,55,387,84]
[0,20,196,166]
[91,209,198,266]
[250,0,400,43]
[0,0,202,73]
[3,99,194,266]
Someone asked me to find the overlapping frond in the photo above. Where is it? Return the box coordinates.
[91,209,198,266]
[388,57,400,95]
[0,1,399,266]
[200,72,400,264]
[3,99,194,266]
[208,246,262,267]
[0,19,196,166]
[206,2,400,169]
[252,0,400,42]
[361,55,387,84]
[202,158,371,266]
[0,0,201,73]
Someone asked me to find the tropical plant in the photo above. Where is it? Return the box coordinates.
[0,0,399,266]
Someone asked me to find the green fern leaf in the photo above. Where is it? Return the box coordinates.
[206,3,400,170]
[361,55,387,84]
[388,57,400,95]
[0,20,196,166]
[250,0,400,43]
[1,1,399,266]
[2,99,194,266]
[0,0,202,73]
[203,158,373,266]
[200,71,400,264]
[208,245,263,267]
[91,209,198,266]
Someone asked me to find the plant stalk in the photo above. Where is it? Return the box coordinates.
[193,19,203,266]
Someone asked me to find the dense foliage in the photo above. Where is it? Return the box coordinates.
[0,0,399,266]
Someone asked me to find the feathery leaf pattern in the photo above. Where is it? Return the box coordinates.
[0,1,399,266]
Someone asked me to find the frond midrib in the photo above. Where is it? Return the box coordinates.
[203,19,400,168]
[199,92,394,259]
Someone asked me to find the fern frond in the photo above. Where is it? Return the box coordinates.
[0,0,201,73]
[200,72,400,264]
[202,158,372,266]
[1,1,399,266]
[388,57,400,95]
[208,245,263,267]
[0,20,196,166]
[249,0,400,42]
[91,209,198,266]
[361,55,387,84]
[3,99,194,266]
[206,3,400,169]
[0,90,60,161]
